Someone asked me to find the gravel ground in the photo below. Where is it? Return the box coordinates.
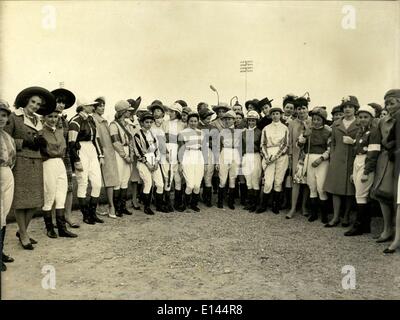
[1,202,400,300]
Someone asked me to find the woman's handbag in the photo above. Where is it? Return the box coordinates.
[371,150,394,202]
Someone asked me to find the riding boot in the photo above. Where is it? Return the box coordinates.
[240,183,248,206]
[78,197,94,225]
[55,209,77,238]
[256,193,269,214]
[249,190,259,212]
[228,188,235,210]
[164,191,174,212]
[271,191,280,214]
[203,186,212,207]
[243,189,253,210]
[182,192,191,211]
[319,199,329,224]
[143,193,154,215]
[212,175,219,194]
[120,188,132,215]
[361,203,371,233]
[155,193,168,213]
[174,190,184,212]
[344,204,365,236]
[89,197,104,223]
[43,210,57,238]
[113,189,123,217]
[308,198,319,222]
[217,187,225,208]
[190,193,200,212]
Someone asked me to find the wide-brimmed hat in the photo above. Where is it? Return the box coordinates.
[309,107,328,121]
[331,105,343,115]
[384,89,400,100]
[14,86,56,116]
[258,97,274,109]
[212,102,231,113]
[175,100,188,108]
[51,88,76,109]
[246,110,260,120]
[341,95,360,110]
[245,99,260,111]
[148,100,167,113]
[198,108,214,120]
[269,107,284,114]
[0,99,11,115]
[357,105,375,118]
[139,111,155,122]
[367,102,382,116]
[127,97,142,113]
[168,102,183,115]
[136,103,148,114]
[221,110,236,119]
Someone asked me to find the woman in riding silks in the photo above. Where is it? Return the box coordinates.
[133,112,167,215]
[198,107,217,207]
[161,102,186,212]
[241,110,262,212]
[178,112,205,212]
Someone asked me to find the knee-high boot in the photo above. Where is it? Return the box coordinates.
[308,198,319,222]
[271,191,281,214]
[113,189,123,217]
[164,191,174,212]
[78,197,94,224]
[120,188,133,215]
[43,210,57,238]
[243,189,253,210]
[143,193,155,215]
[56,209,77,238]
[190,193,200,212]
[228,188,236,210]
[240,183,248,206]
[89,197,104,224]
[174,190,184,212]
[256,193,269,214]
[217,187,225,208]
[249,190,260,212]
[344,204,365,236]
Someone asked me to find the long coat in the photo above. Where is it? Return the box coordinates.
[324,118,360,196]
[92,113,119,187]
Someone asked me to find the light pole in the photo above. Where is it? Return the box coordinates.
[209,85,219,105]
[240,60,253,102]
[230,96,238,106]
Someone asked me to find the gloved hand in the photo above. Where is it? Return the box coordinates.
[22,135,40,151]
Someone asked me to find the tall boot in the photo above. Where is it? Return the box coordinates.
[78,197,94,225]
[190,193,200,212]
[240,183,248,206]
[183,192,191,211]
[55,209,77,238]
[228,188,236,210]
[89,197,104,223]
[319,199,329,224]
[143,193,154,215]
[43,210,57,238]
[243,189,253,210]
[174,190,184,212]
[256,193,269,214]
[361,203,371,233]
[212,176,219,194]
[113,189,123,217]
[155,193,168,213]
[203,187,212,207]
[217,187,225,208]
[249,190,259,212]
[308,198,319,222]
[271,191,280,214]
[344,204,365,236]
[164,191,174,212]
[120,188,133,215]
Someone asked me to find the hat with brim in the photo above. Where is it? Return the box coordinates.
[269,107,284,114]
[212,102,231,113]
[15,86,56,116]
[367,103,382,115]
[258,97,274,109]
[246,110,260,120]
[168,102,183,115]
[127,97,142,113]
[309,107,328,121]
[139,111,155,122]
[77,98,99,108]
[331,105,343,115]
[341,95,360,110]
[0,99,11,115]
[182,106,193,115]
[357,105,375,118]
[94,96,106,104]
[51,88,76,109]
[198,108,214,120]
[115,100,134,113]
[175,100,188,108]
[221,110,236,119]
[148,100,167,113]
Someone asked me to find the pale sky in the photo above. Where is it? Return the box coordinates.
[1,0,399,121]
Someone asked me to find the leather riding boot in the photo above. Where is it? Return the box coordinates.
[256,193,269,214]
[164,191,174,212]
[89,197,104,223]
[217,187,225,208]
[320,199,329,224]
[308,198,319,222]
[120,188,132,215]
[174,190,185,212]
[228,188,235,210]
[78,197,94,225]
[155,193,168,213]
[344,204,365,236]
[239,183,248,206]
[243,189,253,210]
[43,210,57,238]
[56,209,77,238]
[271,191,280,214]
[143,193,155,215]
[190,193,200,212]
[113,189,123,217]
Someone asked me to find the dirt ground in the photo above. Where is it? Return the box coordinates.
[1,201,400,300]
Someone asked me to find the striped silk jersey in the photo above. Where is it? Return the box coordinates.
[178,128,204,150]
[354,125,381,175]
[133,128,160,165]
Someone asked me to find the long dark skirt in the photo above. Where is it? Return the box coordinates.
[12,156,43,209]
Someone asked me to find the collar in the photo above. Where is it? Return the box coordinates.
[44,122,57,133]
[79,111,90,120]
[14,108,43,131]
[92,113,106,123]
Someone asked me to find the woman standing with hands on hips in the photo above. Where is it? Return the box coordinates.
[5,87,56,249]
